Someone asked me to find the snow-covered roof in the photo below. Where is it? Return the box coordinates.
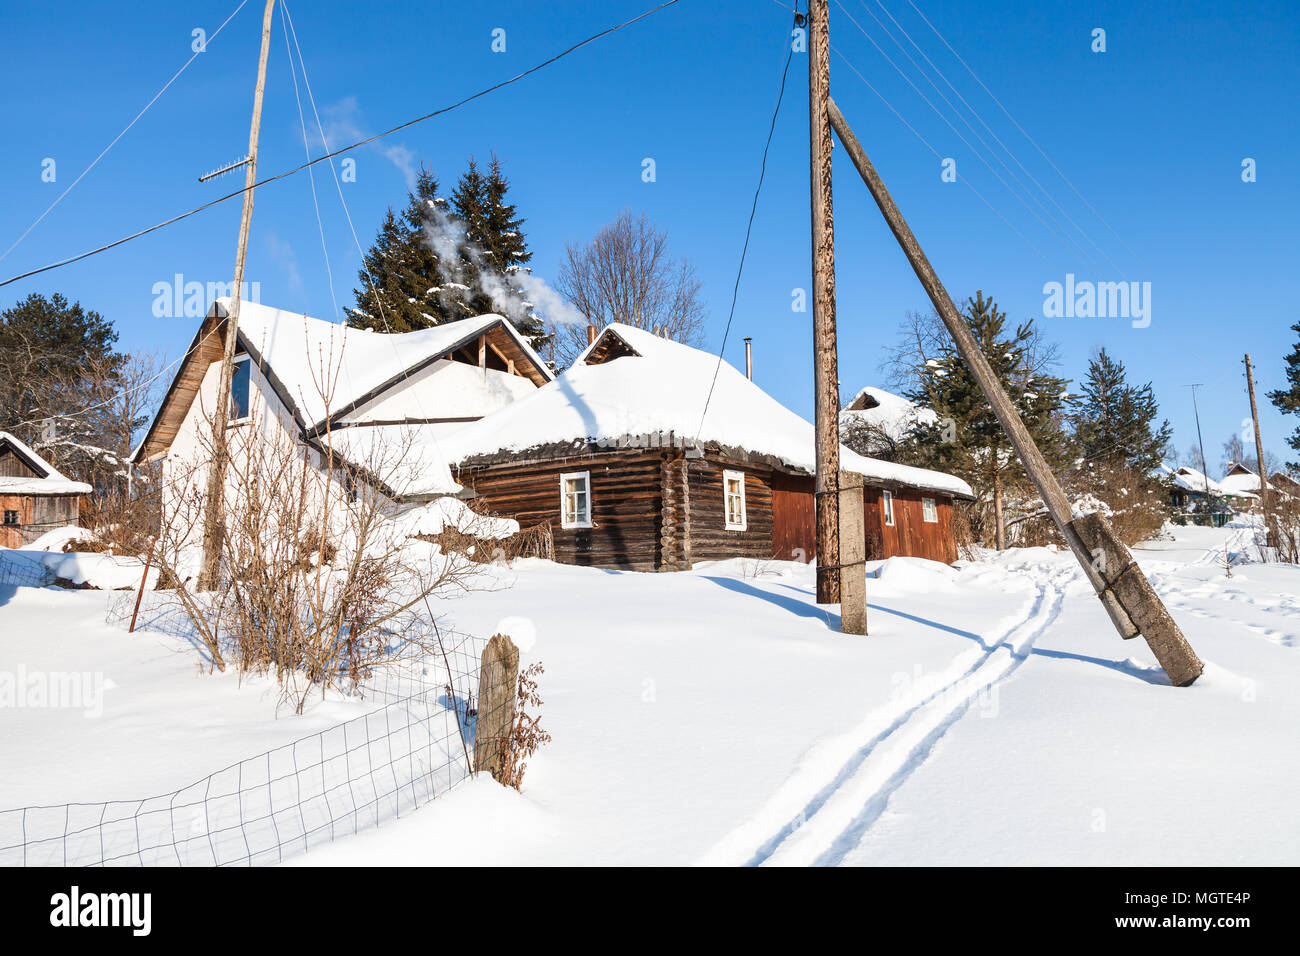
[1156,463,1256,499]
[433,325,972,497]
[0,432,92,495]
[1218,463,1273,496]
[225,299,552,430]
[839,386,938,445]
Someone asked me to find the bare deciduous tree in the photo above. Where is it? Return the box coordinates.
[550,210,705,367]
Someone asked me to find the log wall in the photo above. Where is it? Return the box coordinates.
[460,451,665,571]
[682,457,774,563]
[459,447,960,569]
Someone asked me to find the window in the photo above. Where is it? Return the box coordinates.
[3,510,18,526]
[230,356,252,422]
[922,497,938,523]
[723,470,747,531]
[881,489,895,527]
[560,471,592,528]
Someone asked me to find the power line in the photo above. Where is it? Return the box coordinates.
[853,0,1103,268]
[280,2,340,322]
[0,0,684,290]
[834,0,1090,265]
[0,0,252,265]
[831,46,1050,262]
[901,0,1142,265]
[870,0,1125,275]
[280,0,449,471]
[696,3,800,440]
[766,0,1050,261]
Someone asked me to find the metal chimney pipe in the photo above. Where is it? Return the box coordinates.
[744,337,753,380]
[587,324,598,345]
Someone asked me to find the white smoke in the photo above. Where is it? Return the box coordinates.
[420,200,586,330]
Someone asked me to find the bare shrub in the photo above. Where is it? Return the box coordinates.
[428,518,554,564]
[148,339,505,711]
[80,468,162,558]
[1264,492,1300,564]
[496,661,552,792]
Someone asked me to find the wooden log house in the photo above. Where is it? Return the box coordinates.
[441,325,973,571]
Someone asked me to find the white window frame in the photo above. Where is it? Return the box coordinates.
[230,354,253,424]
[723,469,747,531]
[559,471,592,529]
[881,489,895,527]
[922,497,939,523]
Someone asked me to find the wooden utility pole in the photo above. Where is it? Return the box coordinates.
[808,0,841,604]
[198,0,277,591]
[1245,354,1275,545]
[827,97,1203,686]
[1187,384,1211,496]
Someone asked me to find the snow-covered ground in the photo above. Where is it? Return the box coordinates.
[2,520,1297,865]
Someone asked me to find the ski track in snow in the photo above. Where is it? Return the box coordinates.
[697,566,1072,868]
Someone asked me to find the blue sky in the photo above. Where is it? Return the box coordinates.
[1,0,1297,470]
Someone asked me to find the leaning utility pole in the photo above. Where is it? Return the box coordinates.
[808,0,841,605]
[1245,354,1275,545]
[827,97,1202,685]
[198,0,277,591]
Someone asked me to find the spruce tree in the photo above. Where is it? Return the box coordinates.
[447,155,549,350]
[902,291,1070,548]
[1268,321,1300,468]
[347,166,456,333]
[1071,348,1172,472]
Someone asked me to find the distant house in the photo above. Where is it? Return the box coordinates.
[1157,463,1255,512]
[839,385,937,456]
[0,432,91,548]
[434,325,973,570]
[1219,462,1298,504]
[130,299,553,508]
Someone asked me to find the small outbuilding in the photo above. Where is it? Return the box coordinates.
[0,432,91,549]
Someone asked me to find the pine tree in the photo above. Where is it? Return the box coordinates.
[346,166,457,332]
[902,291,1070,549]
[1268,321,1300,468]
[1071,348,1172,472]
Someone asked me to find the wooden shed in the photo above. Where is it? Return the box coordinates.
[0,432,91,549]
[442,326,972,571]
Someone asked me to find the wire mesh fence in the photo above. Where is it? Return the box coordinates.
[1,591,492,867]
[0,550,53,589]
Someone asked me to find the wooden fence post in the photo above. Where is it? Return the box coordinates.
[838,471,867,635]
[474,633,520,782]
[128,539,155,634]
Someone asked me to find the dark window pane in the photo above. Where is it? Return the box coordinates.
[231,359,251,420]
